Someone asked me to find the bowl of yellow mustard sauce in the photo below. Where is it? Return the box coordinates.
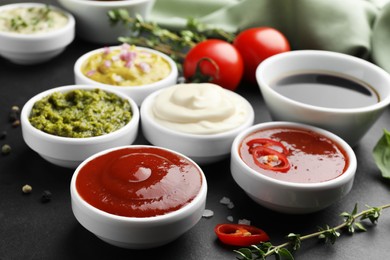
[74,44,178,105]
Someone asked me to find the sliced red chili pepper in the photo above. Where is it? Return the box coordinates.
[251,146,290,172]
[214,223,269,247]
[247,138,289,155]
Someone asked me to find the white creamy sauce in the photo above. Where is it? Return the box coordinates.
[0,6,68,34]
[151,83,249,134]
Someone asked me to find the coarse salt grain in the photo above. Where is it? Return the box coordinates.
[238,219,251,225]
[202,209,214,218]
[220,196,231,205]
[227,216,234,222]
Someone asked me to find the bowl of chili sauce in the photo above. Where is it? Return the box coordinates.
[230,121,357,214]
[70,145,207,249]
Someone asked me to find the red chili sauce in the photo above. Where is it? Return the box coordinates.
[76,147,202,218]
[239,127,349,183]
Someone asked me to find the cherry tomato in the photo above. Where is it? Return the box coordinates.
[233,27,290,84]
[214,223,269,247]
[183,39,244,91]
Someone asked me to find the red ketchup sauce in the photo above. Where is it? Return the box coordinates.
[76,147,202,218]
[239,127,349,183]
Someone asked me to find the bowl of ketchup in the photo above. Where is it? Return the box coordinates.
[230,121,357,214]
[70,145,207,249]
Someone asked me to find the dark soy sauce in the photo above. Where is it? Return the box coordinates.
[271,71,380,109]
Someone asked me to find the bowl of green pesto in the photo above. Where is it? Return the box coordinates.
[21,85,139,169]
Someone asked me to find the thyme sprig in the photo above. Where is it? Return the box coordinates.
[235,203,390,260]
[107,9,235,62]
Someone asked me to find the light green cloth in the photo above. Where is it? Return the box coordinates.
[150,0,390,73]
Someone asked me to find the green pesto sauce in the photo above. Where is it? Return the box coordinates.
[29,89,132,138]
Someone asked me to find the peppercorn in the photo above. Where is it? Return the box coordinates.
[41,190,52,203]
[1,144,11,155]
[11,106,20,113]
[8,111,18,123]
[12,119,20,128]
[0,130,6,140]
[22,184,32,194]
[9,106,20,124]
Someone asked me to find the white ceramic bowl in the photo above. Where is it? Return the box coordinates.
[0,3,75,65]
[70,145,207,249]
[231,121,357,214]
[21,85,139,168]
[141,85,255,164]
[256,50,390,146]
[74,45,178,106]
[57,0,155,44]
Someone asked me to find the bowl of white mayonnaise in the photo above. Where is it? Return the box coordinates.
[140,83,255,164]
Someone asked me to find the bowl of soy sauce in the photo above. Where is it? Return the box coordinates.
[256,50,390,146]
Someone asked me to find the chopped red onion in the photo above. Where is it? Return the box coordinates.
[104,60,112,68]
[86,70,96,76]
[103,46,110,55]
[137,62,151,73]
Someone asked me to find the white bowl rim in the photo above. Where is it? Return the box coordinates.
[71,144,208,223]
[58,0,152,7]
[231,121,357,189]
[140,86,255,139]
[74,45,178,89]
[0,3,75,39]
[21,85,139,144]
[256,50,390,114]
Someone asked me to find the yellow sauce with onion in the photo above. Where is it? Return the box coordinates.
[81,44,171,86]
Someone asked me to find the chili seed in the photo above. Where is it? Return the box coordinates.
[22,184,32,194]
[41,190,52,203]
[1,144,11,155]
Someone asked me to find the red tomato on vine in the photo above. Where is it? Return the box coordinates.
[233,27,291,84]
[183,39,244,91]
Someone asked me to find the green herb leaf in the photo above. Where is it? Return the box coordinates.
[286,233,301,251]
[234,248,254,260]
[360,205,382,224]
[373,129,390,179]
[108,8,236,65]
[277,248,294,260]
[354,222,367,232]
[250,245,266,256]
